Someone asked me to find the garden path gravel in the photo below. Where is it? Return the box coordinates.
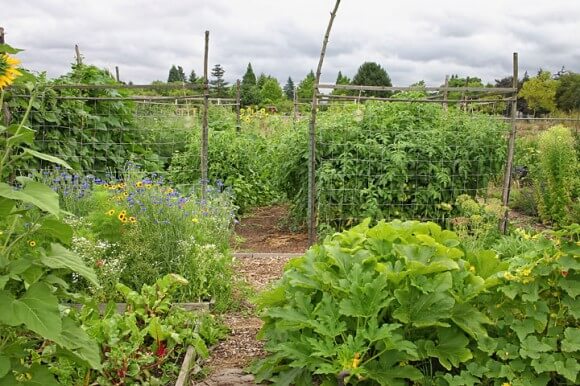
[193,205,306,385]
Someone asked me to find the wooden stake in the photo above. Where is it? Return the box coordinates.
[293,85,298,126]
[74,44,82,65]
[235,79,241,132]
[115,66,120,82]
[500,52,519,233]
[443,75,449,111]
[201,31,210,201]
[308,0,341,246]
[0,27,5,44]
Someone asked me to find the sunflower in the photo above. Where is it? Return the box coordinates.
[136,181,143,188]
[106,209,115,216]
[129,216,137,224]
[118,212,126,222]
[0,53,22,90]
[28,240,36,247]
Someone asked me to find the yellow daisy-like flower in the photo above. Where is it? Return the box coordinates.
[28,240,36,247]
[129,216,137,224]
[0,53,22,90]
[136,181,143,188]
[123,191,129,197]
[117,213,126,222]
[106,209,115,216]
[191,217,199,224]
[120,210,127,216]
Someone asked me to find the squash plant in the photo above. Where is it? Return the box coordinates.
[0,74,101,384]
[253,220,579,385]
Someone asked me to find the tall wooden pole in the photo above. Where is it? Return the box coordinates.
[115,66,120,82]
[201,31,210,201]
[443,75,449,111]
[235,79,241,132]
[308,0,341,246]
[500,52,519,233]
[74,44,82,65]
[0,27,5,44]
[293,85,298,127]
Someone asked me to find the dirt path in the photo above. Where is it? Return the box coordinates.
[193,206,307,385]
[233,205,309,253]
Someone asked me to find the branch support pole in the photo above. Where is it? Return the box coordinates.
[500,52,519,234]
[201,31,210,201]
[308,0,341,246]
[235,79,241,132]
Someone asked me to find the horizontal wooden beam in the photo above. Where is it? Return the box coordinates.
[319,83,517,93]
[47,83,204,90]
[317,94,514,104]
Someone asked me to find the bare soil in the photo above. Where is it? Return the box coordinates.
[193,206,302,385]
[233,205,308,253]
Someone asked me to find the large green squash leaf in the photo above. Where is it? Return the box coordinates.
[418,328,473,370]
[393,287,455,327]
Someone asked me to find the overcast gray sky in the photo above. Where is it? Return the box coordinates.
[3,0,580,86]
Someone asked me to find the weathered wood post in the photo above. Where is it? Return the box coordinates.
[500,52,519,233]
[201,31,210,201]
[74,44,82,65]
[235,79,241,132]
[308,0,341,246]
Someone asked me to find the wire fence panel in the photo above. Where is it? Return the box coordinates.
[14,94,199,179]
[313,101,510,233]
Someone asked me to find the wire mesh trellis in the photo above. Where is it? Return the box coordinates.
[308,61,520,241]
[9,85,239,189]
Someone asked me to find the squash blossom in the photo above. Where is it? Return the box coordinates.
[352,352,361,369]
[0,53,22,89]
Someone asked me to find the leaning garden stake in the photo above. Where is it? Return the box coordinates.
[500,52,519,233]
[308,0,341,246]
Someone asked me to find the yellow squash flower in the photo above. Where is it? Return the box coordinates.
[352,353,361,369]
[0,53,22,89]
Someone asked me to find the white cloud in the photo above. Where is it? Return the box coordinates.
[3,0,579,85]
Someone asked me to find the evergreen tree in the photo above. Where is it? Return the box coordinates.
[240,63,259,106]
[256,73,268,90]
[210,64,229,98]
[188,69,197,83]
[297,70,316,99]
[351,62,392,97]
[332,71,351,95]
[283,77,295,99]
[167,65,180,82]
[177,66,186,82]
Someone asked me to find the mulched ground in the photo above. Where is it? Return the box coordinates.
[192,206,306,386]
[233,205,309,253]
